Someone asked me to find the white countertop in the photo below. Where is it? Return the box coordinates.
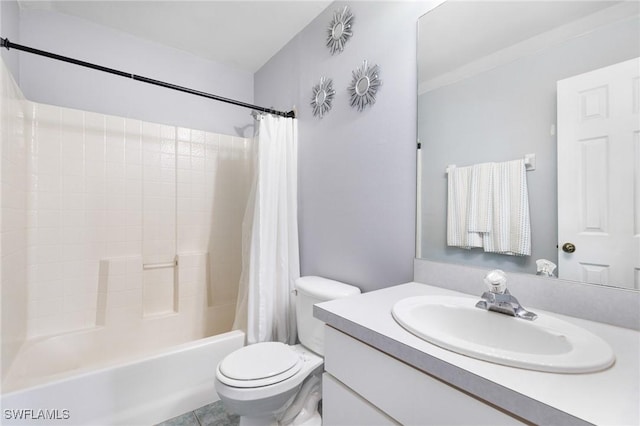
[315,282,640,426]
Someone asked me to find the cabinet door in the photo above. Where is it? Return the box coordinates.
[324,326,525,425]
[323,373,399,426]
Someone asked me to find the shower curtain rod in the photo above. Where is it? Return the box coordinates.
[0,37,295,119]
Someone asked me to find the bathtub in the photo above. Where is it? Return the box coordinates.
[1,330,244,425]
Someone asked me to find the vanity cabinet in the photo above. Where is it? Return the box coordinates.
[322,325,524,425]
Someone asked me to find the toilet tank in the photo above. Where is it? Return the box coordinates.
[295,276,360,356]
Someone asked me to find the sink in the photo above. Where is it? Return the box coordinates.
[392,295,615,373]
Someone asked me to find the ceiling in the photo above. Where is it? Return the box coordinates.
[18,1,332,73]
[418,1,635,91]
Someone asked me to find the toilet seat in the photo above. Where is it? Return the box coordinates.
[217,342,303,388]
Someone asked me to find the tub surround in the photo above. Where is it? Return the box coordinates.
[315,282,640,425]
[22,101,250,338]
[1,60,28,380]
[0,60,250,426]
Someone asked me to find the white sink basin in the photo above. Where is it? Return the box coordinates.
[392,295,615,373]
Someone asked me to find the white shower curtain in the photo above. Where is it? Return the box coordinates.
[233,114,300,345]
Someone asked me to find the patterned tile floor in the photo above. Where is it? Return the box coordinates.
[156,401,239,426]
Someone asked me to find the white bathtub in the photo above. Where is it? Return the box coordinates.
[1,330,244,425]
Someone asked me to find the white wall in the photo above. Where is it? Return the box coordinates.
[16,8,254,137]
[255,1,441,292]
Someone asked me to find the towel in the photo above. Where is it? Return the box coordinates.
[446,159,531,256]
[482,159,531,256]
[467,163,493,234]
[446,166,483,249]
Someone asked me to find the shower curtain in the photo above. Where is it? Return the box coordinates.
[233,114,300,345]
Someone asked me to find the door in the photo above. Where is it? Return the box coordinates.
[557,57,639,289]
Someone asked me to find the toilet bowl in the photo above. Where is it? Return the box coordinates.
[215,276,360,425]
[215,343,323,424]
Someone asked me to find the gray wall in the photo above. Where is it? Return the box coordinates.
[255,1,441,292]
[0,0,20,82]
[418,17,640,275]
[14,8,254,136]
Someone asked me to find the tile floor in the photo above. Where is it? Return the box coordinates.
[156,401,239,426]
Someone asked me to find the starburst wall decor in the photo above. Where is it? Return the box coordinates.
[326,6,354,55]
[348,60,382,112]
[310,77,335,118]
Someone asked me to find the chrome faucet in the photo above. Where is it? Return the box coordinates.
[475,270,537,321]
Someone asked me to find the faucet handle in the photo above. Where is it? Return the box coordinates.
[484,269,507,294]
[477,270,538,321]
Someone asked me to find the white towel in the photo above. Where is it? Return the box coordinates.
[447,159,531,256]
[446,166,483,249]
[482,159,531,256]
[467,163,493,234]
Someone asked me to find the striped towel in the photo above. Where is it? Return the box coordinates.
[482,159,531,256]
[446,166,483,249]
[447,159,531,256]
[467,163,493,234]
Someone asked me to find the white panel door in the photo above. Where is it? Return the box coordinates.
[557,57,640,289]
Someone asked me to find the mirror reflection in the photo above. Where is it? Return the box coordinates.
[417,1,640,290]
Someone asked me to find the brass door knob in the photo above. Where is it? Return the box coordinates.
[562,243,576,253]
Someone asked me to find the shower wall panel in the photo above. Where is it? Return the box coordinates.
[24,102,252,338]
[0,61,28,376]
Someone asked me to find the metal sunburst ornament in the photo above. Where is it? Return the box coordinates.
[348,60,381,112]
[310,77,335,118]
[326,6,354,55]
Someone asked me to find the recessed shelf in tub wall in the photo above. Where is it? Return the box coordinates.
[143,255,179,317]
[143,256,180,317]
[96,256,144,327]
[96,254,212,322]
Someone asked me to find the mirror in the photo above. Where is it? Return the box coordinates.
[348,60,382,111]
[316,90,327,106]
[417,1,640,290]
[356,76,370,96]
[311,77,335,118]
[326,6,354,55]
[332,22,345,40]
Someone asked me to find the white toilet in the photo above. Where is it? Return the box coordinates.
[215,276,360,426]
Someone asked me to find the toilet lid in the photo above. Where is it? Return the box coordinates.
[218,342,302,386]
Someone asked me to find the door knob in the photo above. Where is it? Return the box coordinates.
[562,243,576,253]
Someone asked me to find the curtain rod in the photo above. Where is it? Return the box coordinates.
[0,37,295,119]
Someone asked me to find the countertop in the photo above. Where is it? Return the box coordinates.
[314,282,640,426]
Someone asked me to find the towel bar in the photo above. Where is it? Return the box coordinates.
[446,153,536,174]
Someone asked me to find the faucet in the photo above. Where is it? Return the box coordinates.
[475,270,537,321]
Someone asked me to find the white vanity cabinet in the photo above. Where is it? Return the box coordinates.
[322,325,524,425]
[316,283,639,425]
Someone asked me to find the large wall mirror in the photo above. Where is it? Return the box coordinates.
[417,1,640,290]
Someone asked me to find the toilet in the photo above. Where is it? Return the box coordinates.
[215,276,361,425]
